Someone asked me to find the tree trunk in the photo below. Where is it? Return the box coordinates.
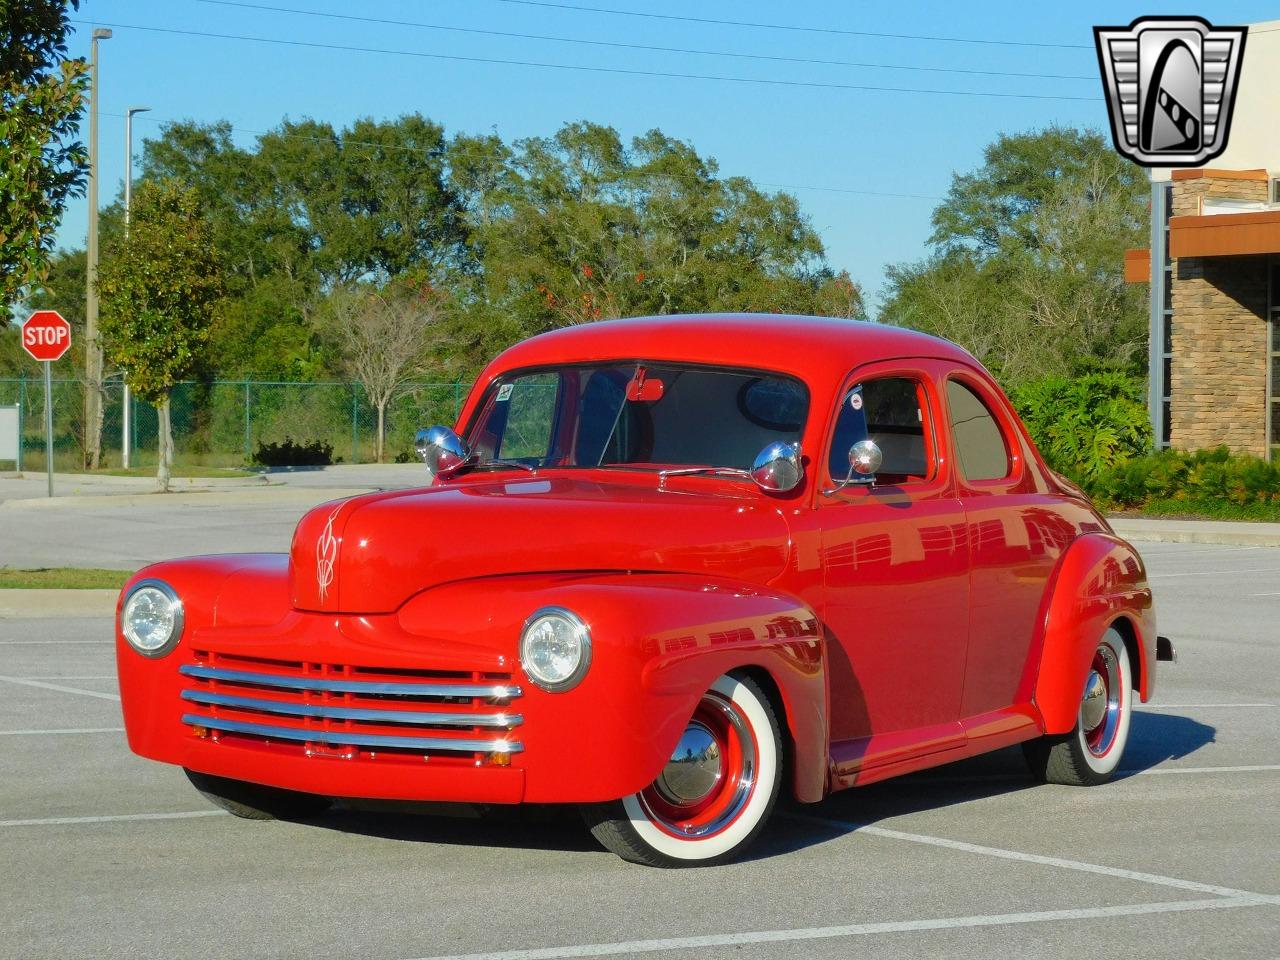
[376,401,386,463]
[157,395,173,493]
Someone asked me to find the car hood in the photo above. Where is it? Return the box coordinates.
[289,474,792,613]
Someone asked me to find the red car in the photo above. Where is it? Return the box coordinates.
[116,314,1173,866]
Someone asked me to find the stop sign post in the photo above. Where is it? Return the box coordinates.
[21,310,73,497]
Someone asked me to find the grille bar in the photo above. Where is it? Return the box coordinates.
[182,714,523,754]
[181,689,522,729]
[180,691,519,727]
[179,664,521,700]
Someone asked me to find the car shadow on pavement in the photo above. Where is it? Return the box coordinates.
[297,712,1216,863]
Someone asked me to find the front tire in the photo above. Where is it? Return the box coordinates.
[184,768,332,821]
[1023,627,1133,786]
[583,673,782,867]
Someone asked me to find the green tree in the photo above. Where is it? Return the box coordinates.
[96,181,224,489]
[0,0,88,318]
[880,126,1147,386]
[449,122,856,372]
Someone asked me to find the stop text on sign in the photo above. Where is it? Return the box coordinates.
[24,326,69,347]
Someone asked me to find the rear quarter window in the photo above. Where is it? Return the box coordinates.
[946,379,1011,482]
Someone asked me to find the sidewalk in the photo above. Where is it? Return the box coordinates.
[1108,517,1280,547]
[0,463,427,506]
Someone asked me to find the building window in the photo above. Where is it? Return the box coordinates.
[1271,178,1280,205]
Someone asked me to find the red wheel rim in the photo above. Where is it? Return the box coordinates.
[639,690,758,840]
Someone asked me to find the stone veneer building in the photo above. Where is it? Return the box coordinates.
[1125,19,1280,460]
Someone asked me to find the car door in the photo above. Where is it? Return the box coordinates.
[943,370,1061,720]
[817,359,970,775]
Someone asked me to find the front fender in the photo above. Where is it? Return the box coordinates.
[1029,534,1157,734]
[403,572,828,803]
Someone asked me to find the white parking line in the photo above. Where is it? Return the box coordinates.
[1133,764,1280,776]
[0,811,225,827]
[1150,567,1280,578]
[0,728,124,736]
[0,675,120,701]
[786,815,1280,903]
[0,640,110,645]
[410,899,1268,960]
[1138,703,1274,709]
[15,675,117,681]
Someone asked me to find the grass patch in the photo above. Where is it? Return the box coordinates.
[80,466,258,479]
[0,567,131,590]
[1108,499,1280,522]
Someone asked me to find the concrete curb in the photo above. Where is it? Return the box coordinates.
[0,589,118,619]
[0,487,374,510]
[1108,517,1280,547]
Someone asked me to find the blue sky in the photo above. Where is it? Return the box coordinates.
[56,1,1280,307]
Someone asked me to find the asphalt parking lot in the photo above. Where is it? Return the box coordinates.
[1,540,1277,960]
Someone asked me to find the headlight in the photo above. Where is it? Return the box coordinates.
[520,607,591,692]
[120,580,183,657]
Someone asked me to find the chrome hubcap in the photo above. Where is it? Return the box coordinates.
[656,721,722,804]
[1081,671,1108,733]
[1080,643,1124,758]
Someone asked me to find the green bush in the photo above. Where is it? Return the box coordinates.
[1089,447,1280,508]
[253,437,334,467]
[1009,373,1151,481]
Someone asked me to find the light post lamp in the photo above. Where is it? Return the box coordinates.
[84,27,112,470]
[121,105,151,469]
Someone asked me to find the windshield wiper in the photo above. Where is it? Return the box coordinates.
[473,458,537,472]
[656,465,749,491]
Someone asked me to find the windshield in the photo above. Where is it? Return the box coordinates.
[466,363,808,471]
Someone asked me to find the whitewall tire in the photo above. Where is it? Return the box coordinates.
[583,673,783,866]
[1023,627,1133,786]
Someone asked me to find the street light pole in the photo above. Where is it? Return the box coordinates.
[122,105,151,470]
[84,27,112,470]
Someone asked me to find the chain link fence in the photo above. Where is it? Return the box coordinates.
[0,377,468,471]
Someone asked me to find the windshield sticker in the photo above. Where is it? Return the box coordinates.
[496,384,514,402]
[849,392,863,411]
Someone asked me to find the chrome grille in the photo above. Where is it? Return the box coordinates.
[179,652,523,762]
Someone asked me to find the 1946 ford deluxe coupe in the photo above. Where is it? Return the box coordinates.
[115,314,1173,866]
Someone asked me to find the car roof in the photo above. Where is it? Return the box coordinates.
[486,313,977,385]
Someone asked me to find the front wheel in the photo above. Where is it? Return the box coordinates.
[1023,627,1133,786]
[184,768,332,821]
[583,673,782,867]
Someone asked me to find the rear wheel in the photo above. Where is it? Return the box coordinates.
[184,768,332,821]
[583,673,782,867]
[1023,627,1132,786]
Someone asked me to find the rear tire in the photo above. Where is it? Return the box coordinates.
[184,768,332,821]
[583,673,782,867]
[1023,627,1132,786]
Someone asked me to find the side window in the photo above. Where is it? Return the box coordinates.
[495,373,558,460]
[946,379,1011,482]
[828,377,932,485]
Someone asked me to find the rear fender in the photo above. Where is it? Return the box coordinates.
[1029,533,1157,734]
[400,573,828,803]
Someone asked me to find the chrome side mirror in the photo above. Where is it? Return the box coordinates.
[750,441,803,493]
[848,439,882,479]
[823,439,883,495]
[414,425,473,480]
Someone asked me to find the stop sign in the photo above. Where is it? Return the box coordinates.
[21,310,72,362]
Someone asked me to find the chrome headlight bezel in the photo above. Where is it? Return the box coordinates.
[519,606,591,692]
[120,579,184,658]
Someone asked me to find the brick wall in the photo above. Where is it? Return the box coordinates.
[1171,175,1270,216]
[1168,255,1269,455]
[1167,174,1271,457]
